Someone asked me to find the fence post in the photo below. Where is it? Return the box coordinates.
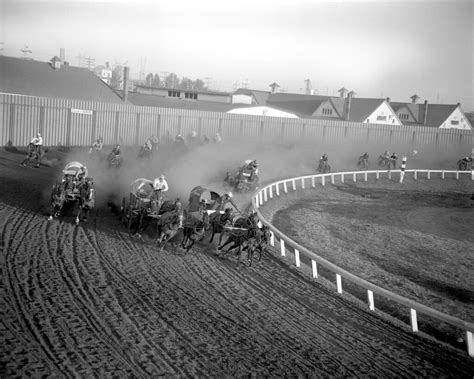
[292,180,296,191]
[301,178,305,189]
[341,173,344,183]
[66,108,72,146]
[364,172,368,182]
[280,239,286,256]
[312,176,315,187]
[269,185,273,198]
[467,331,474,357]
[388,171,392,180]
[294,249,300,267]
[8,103,15,145]
[321,176,325,186]
[367,290,375,311]
[270,231,274,246]
[456,171,459,180]
[376,171,380,180]
[410,309,418,332]
[255,194,259,208]
[414,171,418,180]
[259,191,263,205]
[134,112,140,145]
[276,183,280,196]
[336,274,342,294]
[353,172,356,182]
[441,171,445,179]
[283,181,288,193]
[331,174,335,185]
[263,187,268,202]
[312,260,318,278]
[427,170,431,180]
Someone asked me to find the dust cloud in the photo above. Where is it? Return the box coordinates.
[51,134,468,210]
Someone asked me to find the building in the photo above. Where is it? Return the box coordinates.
[390,95,472,129]
[0,55,125,103]
[135,84,232,103]
[231,88,271,106]
[93,62,113,85]
[227,105,298,118]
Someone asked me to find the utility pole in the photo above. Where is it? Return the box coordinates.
[20,45,32,59]
[83,56,95,70]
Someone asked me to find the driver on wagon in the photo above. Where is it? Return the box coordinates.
[216,192,240,213]
[153,175,169,193]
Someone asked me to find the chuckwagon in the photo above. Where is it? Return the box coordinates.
[224,160,259,193]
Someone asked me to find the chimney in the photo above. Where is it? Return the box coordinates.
[386,97,390,103]
[345,91,354,121]
[410,94,419,104]
[123,66,129,102]
[338,87,348,98]
[423,100,428,124]
[60,48,65,62]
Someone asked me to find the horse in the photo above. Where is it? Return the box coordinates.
[49,177,94,225]
[155,202,184,251]
[378,155,390,168]
[138,145,153,160]
[107,153,123,168]
[21,143,41,167]
[317,159,331,173]
[357,156,369,170]
[180,212,210,253]
[208,208,235,245]
[50,181,66,219]
[75,178,95,225]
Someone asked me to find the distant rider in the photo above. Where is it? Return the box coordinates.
[89,138,103,154]
[389,152,398,169]
[247,160,258,179]
[31,132,43,167]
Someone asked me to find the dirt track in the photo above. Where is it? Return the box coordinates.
[1,149,473,377]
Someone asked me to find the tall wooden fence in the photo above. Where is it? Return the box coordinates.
[1,93,472,151]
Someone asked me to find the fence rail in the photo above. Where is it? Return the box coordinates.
[252,169,474,357]
[1,93,472,152]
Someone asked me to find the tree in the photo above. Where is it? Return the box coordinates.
[145,73,154,86]
[180,77,194,90]
[164,73,180,88]
[153,73,161,87]
[193,79,207,91]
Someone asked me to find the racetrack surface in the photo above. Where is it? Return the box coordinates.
[1,149,473,377]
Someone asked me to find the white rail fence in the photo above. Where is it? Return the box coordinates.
[252,169,474,357]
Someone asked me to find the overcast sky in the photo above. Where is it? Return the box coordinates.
[1,0,473,109]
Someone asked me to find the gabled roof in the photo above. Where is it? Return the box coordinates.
[344,98,385,122]
[389,101,460,127]
[128,92,251,113]
[267,98,328,116]
[232,88,270,105]
[0,55,125,103]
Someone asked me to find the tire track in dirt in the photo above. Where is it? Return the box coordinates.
[45,221,146,376]
[80,220,214,377]
[105,229,273,374]
[1,207,67,377]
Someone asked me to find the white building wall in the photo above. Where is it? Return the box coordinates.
[228,106,298,118]
[232,94,253,104]
[364,102,402,125]
[439,108,472,130]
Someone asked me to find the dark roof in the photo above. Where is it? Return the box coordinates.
[266,98,328,116]
[389,101,459,127]
[341,98,385,122]
[232,88,271,105]
[0,55,125,103]
[128,92,252,113]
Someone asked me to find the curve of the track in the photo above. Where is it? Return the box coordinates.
[1,198,473,377]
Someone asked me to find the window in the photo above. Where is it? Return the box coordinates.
[399,113,409,120]
[322,108,333,116]
[168,90,181,98]
[185,92,198,100]
[451,120,459,125]
[376,115,387,121]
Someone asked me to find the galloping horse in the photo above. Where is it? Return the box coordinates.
[49,177,95,225]
[180,212,210,253]
[21,143,42,167]
[208,208,235,245]
[155,199,184,250]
